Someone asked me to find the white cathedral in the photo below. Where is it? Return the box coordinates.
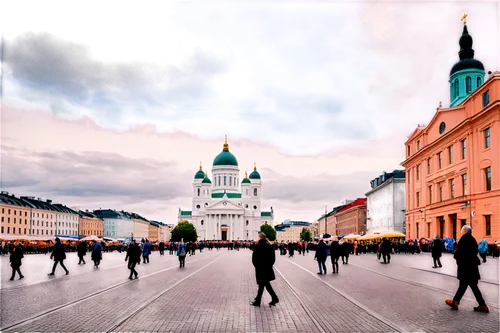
[178,137,274,241]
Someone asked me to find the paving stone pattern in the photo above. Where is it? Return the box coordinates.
[282,253,499,333]
[0,252,202,328]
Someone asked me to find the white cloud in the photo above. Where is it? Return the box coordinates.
[1,1,499,222]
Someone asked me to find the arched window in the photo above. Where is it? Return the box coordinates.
[477,76,482,88]
[201,220,204,226]
[454,78,459,99]
[246,220,249,226]
[197,188,200,196]
[465,76,471,93]
[254,188,257,196]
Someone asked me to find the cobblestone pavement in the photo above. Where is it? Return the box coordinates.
[1,249,498,333]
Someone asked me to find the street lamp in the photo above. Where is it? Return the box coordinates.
[462,201,473,231]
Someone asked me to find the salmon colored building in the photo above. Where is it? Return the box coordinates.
[402,21,499,242]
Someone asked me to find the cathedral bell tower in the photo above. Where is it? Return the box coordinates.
[449,13,485,107]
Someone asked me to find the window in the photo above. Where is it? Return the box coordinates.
[483,91,489,107]
[454,78,459,99]
[485,167,491,191]
[465,76,471,93]
[427,223,431,238]
[218,176,221,186]
[14,210,17,215]
[477,76,482,87]
[461,139,466,159]
[246,220,249,226]
[462,174,467,196]
[448,145,453,164]
[437,152,442,169]
[427,158,431,175]
[197,188,200,196]
[407,145,411,157]
[416,223,419,239]
[229,177,232,186]
[484,128,490,148]
[224,176,226,186]
[438,182,443,202]
[485,215,491,236]
[449,179,455,198]
[254,188,257,196]
[416,165,420,181]
[416,192,420,207]
[417,140,420,150]
[428,185,433,204]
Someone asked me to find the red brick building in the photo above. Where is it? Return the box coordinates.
[335,198,367,235]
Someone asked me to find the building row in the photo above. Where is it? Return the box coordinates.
[274,220,312,242]
[0,192,173,241]
[313,20,499,242]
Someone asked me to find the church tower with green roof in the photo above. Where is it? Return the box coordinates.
[449,14,485,107]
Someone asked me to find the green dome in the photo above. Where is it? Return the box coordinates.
[249,170,261,179]
[194,170,205,179]
[213,150,238,166]
[202,176,212,184]
[242,178,251,184]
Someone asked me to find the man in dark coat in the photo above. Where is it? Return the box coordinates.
[77,241,87,264]
[288,241,294,258]
[92,241,103,268]
[315,238,328,274]
[340,240,350,264]
[330,240,340,273]
[431,235,443,268]
[251,233,279,307]
[446,225,489,312]
[10,243,24,280]
[125,240,141,279]
[48,237,69,275]
[380,238,392,264]
[159,241,165,256]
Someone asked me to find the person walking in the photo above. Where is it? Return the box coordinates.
[315,238,328,274]
[10,242,24,280]
[380,238,392,264]
[48,237,69,276]
[431,235,444,268]
[142,239,152,263]
[330,240,340,274]
[177,240,187,268]
[125,240,141,279]
[92,241,103,268]
[77,241,87,265]
[250,232,279,307]
[340,240,350,264]
[478,238,488,263]
[159,241,165,256]
[445,225,489,313]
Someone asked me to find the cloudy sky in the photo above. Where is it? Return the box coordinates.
[1,0,499,224]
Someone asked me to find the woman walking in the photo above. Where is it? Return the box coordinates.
[92,241,103,268]
[315,238,328,274]
[330,240,340,274]
[177,241,187,268]
[10,242,24,280]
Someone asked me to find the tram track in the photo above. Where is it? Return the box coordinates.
[346,261,500,309]
[0,251,225,332]
[282,260,407,333]
[104,253,225,333]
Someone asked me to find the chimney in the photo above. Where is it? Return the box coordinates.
[0,191,8,195]
[46,199,52,204]
[37,197,42,201]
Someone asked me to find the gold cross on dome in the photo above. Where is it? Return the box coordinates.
[461,12,467,25]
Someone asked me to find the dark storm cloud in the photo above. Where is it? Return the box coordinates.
[2,1,372,139]
[262,167,374,204]
[1,146,192,202]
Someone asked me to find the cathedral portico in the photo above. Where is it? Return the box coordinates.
[178,137,274,241]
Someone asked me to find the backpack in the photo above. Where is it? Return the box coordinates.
[180,246,186,256]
